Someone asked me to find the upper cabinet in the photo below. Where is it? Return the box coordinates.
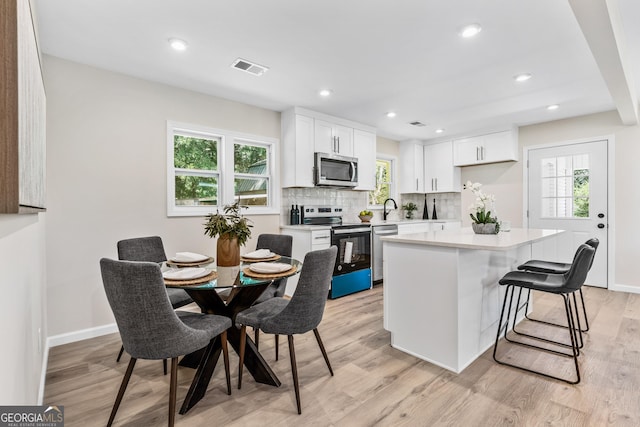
[0,0,46,213]
[453,129,518,166]
[314,120,354,157]
[353,129,376,191]
[399,140,461,194]
[281,111,315,188]
[399,141,424,193]
[424,141,461,193]
[281,107,376,188]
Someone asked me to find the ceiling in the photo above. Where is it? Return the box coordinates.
[33,0,640,141]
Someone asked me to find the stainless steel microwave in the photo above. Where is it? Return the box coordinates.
[314,152,358,187]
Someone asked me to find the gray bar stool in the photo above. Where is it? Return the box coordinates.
[517,238,599,332]
[493,244,595,384]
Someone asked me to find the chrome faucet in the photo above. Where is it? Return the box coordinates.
[383,198,397,220]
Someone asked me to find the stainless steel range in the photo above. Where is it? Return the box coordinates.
[301,205,372,298]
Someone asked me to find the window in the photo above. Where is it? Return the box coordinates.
[369,156,396,207]
[540,154,589,218]
[167,122,278,216]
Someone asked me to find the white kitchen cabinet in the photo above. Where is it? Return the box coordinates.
[399,141,424,193]
[424,141,461,193]
[431,221,461,231]
[397,222,430,234]
[281,227,331,295]
[353,129,376,191]
[314,119,354,157]
[453,129,518,166]
[281,111,315,187]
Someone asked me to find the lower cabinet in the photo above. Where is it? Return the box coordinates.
[281,228,331,296]
[397,222,430,234]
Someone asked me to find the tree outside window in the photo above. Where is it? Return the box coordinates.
[174,135,219,206]
[369,158,393,206]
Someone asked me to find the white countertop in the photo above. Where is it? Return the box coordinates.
[381,227,565,251]
[370,218,459,226]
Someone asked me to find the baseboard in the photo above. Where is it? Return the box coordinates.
[47,323,119,348]
[610,283,640,294]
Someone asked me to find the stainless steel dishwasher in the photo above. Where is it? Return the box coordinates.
[372,224,398,283]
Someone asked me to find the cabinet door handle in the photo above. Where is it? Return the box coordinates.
[337,136,340,153]
[416,178,419,191]
[481,146,485,160]
[435,178,438,191]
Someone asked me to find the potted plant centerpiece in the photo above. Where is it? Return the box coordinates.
[465,181,500,234]
[401,202,418,219]
[204,201,253,267]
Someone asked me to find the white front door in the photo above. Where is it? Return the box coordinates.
[527,140,608,288]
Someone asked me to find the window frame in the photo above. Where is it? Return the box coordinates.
[368,154,397,210]
[167,121,279,217]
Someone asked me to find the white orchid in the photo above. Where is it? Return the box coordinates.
[465,181,499,229]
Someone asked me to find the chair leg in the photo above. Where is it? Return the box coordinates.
[220,331,231,395]
[169,358,178,427]
[238,325,247,389]
[107,357,137,427]
[313,328,333,376]
[523,288,589,333]
[163,359,168,375]
[494,285,581,384]
[275,334,279,361]
[287,335,302,414]
[512,288,583,351]
[116,345,125,362]
[254,328,260,351]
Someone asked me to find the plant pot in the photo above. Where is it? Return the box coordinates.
[405,212,415,219]
[472,223,498,234]
[216,235,240,267]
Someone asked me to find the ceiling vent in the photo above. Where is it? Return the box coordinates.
[231,58,269,76]
[409,121,427,127]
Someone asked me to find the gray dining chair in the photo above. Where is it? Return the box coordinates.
[100,258,232,427]
[250,234,293,359]
[116,236,194,372]
[235,246,337,414]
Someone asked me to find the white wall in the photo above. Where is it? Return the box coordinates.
[44,56,282,338]
[0,214,46,403]
[460,110,640,290]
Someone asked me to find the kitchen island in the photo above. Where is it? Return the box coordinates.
[381,227,564,373]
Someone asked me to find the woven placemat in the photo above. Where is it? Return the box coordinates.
[242,265,297,279]
[166,257,214,268]
[240,254,282,263]
[164,270,217,286]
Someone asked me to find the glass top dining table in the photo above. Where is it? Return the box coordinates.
[163,255,302,414]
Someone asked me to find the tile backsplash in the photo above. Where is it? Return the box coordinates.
[282,188,461,224]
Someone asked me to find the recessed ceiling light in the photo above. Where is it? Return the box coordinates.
[460,23,482,38]
[514,73,532,82]
[386,112,397,118]
[168,38,188,51]
[435,128,445,134]
[319,89,333,97]
[547,104,559,110]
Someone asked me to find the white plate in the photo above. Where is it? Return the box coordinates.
[243,249,275,259]
[163,267,209,280]
[170,252,209,263]
[249,262,292,274]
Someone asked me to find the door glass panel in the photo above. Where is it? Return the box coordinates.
[540,154,590,218]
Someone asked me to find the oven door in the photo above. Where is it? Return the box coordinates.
[331,226,371,276]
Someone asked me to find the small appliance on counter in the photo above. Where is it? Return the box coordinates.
[301,205,371,298]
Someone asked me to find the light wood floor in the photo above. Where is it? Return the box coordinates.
[45,285,640,426]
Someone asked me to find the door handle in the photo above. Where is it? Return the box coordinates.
[597,223,605,229]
